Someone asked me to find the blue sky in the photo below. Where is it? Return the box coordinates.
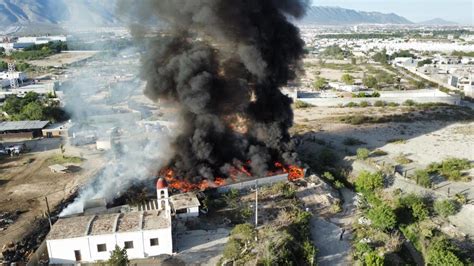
[311,0,473,25]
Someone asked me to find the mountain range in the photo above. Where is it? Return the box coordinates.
[0,1,459,29]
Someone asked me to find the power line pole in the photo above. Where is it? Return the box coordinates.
[255,180,258,227]
[44,196,52,229]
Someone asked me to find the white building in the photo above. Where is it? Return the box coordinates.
[392,57,417,67]
[0,71,28,88]
[47,177,201,264]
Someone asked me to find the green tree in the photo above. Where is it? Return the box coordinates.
[363,75,378,88]
[355,171,384,192]
[341,74,355,85]
[108,245,128,266]
[372,49,388,64]
[367,203,397,230]
[20,102,44,120]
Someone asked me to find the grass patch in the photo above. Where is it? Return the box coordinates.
[47,154,84,164]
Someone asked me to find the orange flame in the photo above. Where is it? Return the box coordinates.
[159,162,304,192]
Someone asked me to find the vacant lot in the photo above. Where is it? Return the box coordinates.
[0,141,104,255]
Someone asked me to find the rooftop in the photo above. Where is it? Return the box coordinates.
[47,211,170,240]
[0,120,49,132]
[170,192,201,210]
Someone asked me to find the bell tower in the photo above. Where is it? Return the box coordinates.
[156,177,170,217]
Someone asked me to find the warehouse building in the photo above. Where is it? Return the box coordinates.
[0,120,49,139]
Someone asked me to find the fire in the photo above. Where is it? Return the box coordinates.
[159,162,305,192]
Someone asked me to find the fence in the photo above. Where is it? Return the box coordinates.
[217,173,289,193]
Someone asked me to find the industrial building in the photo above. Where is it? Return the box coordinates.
[0,120,49,139]
[46,177,200,264]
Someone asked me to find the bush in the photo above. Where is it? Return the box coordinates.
[223,223,256,260]
[413,169,432,188]
[403,100,416,106]
[365,251,384,266]
[426,237,464,266]
[356,148,370,160]
[355,171,384,192]
[367,203,397,230]
[373,100,386,107]
[322,171,335,181]
[387,102,399,107]
[342,73,355,85]
[363,75,378,88]
[398,193,429,221]
[359,101,370,107]
[371,149,388,157]
[294,100,314,109]
[434,199,459,218]
[345,102,359,108]
[427,158,472,181]
[395,153,412,165]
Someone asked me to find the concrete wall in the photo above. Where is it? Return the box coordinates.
[217,173,289,193]
[298,94,461,107]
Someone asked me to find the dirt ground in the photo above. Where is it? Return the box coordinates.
[293,105,474,239]
[0,139,105,254]
[29,51,98,67]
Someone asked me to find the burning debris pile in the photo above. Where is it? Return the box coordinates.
[120,0,309,188]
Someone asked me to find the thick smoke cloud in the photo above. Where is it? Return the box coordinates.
[119,0,308,180]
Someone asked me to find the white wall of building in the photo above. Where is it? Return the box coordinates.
[47,228,173,264]
[47,237,91,264]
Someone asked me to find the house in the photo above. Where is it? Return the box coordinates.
[47,178,174,264]
[0,120,49,139]
[46,177,200,263]
[392,57,416,67]
[46,211,172,264]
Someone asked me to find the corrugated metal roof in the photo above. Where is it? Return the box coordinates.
[0,120,49,132]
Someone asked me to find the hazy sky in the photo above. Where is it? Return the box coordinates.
[311,0,474,25]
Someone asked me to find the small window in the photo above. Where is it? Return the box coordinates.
[74,250,81,262]
[124,241,134,249]
[176,208,187,214]
[150,238,159,246]
[97,244,107,252]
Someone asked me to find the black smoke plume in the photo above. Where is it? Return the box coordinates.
[119,0,309,181]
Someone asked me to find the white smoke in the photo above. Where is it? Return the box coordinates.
[59,37,177,216]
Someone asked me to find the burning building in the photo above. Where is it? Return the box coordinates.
[47,178,201,263]
[118,0,309,188]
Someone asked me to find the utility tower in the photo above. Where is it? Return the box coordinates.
[7,61,18,90]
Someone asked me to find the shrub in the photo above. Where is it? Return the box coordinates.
[413,169,432,188]
[403,99,416,106]
[434,199,459,218]
[398,194,428,221]
[342,73,355,85]
[387,102,399,107]
[355,171,384,192]
[294,100,314,109]
[371,149,388,157]
[365,251,384,266]
[367,203,397,230]
[318,148,338,166]
[223,223,256,260]
[395,153,412,165]
[359,101,370,107]
[363,75,378,88]
[322,171,335,181]
[356,148,370,160]
[427,158,472,181]
[454,193,467,205]
[345,102,359,108]
[426,237,464,266]
[373,100,386,107]
[343,137,365,146]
